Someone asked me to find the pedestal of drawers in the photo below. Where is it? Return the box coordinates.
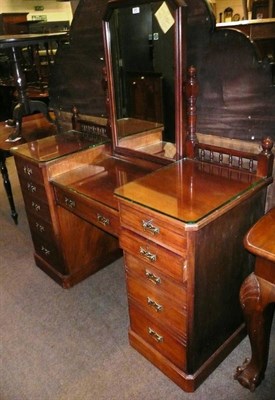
[117,189,266,392]
[13,147,122,288]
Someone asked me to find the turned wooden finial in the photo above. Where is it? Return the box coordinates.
[257,136,274,177]
[186,66,199,158]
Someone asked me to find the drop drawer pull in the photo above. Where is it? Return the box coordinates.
[41,245,50,256]
[148,327,163,343]
[27,183,37,193]
[31,201,40,212]
[145,270,161,285]
[147,297,163,312]
[35,222,45,233]
[142,219,160,235]
[65,197,75,209]
[97,213,110,226]
[139,247,156,262]
[23,166,33,176]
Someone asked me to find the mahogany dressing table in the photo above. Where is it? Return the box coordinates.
[10,0,275,392]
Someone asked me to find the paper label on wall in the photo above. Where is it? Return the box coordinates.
[154,2,175,34]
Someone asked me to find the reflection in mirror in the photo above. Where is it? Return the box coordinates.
[103,0,187,161]
[209,0,274,23]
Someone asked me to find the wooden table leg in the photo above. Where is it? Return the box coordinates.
[234,270,275,391]
[0,151,18,224]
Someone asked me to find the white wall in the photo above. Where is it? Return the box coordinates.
[0,0,73,22]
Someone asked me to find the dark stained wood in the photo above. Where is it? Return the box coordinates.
[235,207,275,391]
[115,159,269,391]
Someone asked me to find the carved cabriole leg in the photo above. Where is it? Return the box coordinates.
[234,272,275,391]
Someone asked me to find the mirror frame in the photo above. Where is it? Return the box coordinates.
[103,0,188,162]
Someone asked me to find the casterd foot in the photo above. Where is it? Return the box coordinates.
[234,358,264,392]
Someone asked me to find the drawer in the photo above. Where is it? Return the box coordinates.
[19,176,47,202]
[54,185,120,237]
[124,253,188,294]
[120,230,186,282]
[127,273,187,338]
[33,236,65,274]
[119,201,186,256]
[129,302,187,370]
[15,157,44,183]
[28,214,56,243]
[23,195,51,222]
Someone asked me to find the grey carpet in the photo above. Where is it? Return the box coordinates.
[0,157,274,400]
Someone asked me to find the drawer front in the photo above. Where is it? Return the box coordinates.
[28,214,56,244]
[120,230,186,282]
[33,236,65,274]
[23,195,51,222]
[127,273,187,338]
[119,201,186,256]
[19,176,47,202]
[124,253,187,296]
[15,157,44,183]
[129,302,187,370]
[54,186,120,237]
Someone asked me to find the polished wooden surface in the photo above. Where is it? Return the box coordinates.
[115,158,267,224]
[235,207,275,391]
[245,207,275,262]
[52,156,158,211]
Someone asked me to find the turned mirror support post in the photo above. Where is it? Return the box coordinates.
[102,66,112,140]
[186,66,199,159]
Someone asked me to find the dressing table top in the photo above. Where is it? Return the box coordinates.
[11,131,109,163]
[115,159,267,225]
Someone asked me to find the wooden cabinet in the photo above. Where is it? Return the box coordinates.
[12,133,123,288]
[115,158,271,392]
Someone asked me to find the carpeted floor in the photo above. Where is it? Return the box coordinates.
[0,157,274,400]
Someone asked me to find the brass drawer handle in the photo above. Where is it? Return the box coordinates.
[147,297,163,312]
[65,197,75,209]
[27,182,37,193]
[142,219,159,235]
[31,201,40,212]
[41,245,50,256]
[23,166,33,176]
[148,327,163,343]
[145,269,161,285]
[35,222,45,233]
[97,213,110,226]
[140,247,156,262]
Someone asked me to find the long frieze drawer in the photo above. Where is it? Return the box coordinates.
[119,201,186,256]
[23,196,51,222]
[129,302,187,370]
[19,176,47,202]
[54,186,120,237]
[33,237,65,274]
[124,253,188,295]
[15,157,44,183]
[127,274,187,338]
[120,230,187,282]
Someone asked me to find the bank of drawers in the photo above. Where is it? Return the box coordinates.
[119,200,188,371]
[15,157,65,273]
[54,185,120,237]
